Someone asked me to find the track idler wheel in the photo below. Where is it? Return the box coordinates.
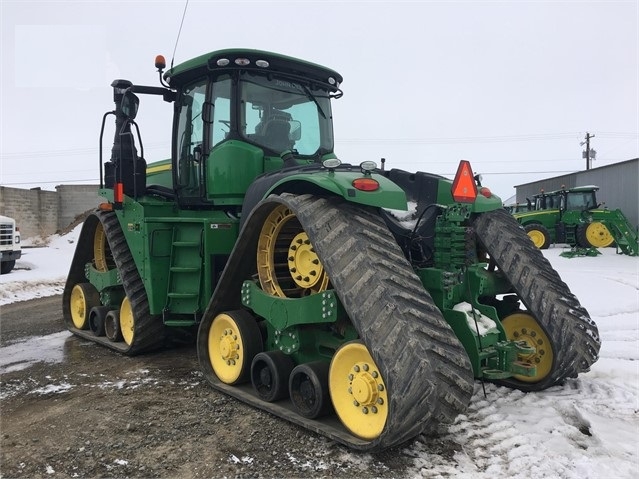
[329,341,388,440]
[502,312,554,382]
[289,361,332,419]
[69,283,100,330]
[251,351,295,402]
[89,306,110,336]
[119,297,135,346]
[209,310,263,385]
[104,310,123,342]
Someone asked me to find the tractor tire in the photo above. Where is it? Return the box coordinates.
[576,222,615,248]
[523,223,551,249]
[473,208,600,392]
[197,193,475,451]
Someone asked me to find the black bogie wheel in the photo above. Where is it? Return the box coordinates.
[474,208,600,392]
[289,361,332,419]
[523,223,551,249]
[104,310,123,342]
[89,306,110,336]
[251,351,295,402]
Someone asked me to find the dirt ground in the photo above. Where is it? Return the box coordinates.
[0,295,447,479]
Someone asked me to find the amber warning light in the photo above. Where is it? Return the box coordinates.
[451,160,478,203]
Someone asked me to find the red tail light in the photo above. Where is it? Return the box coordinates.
[114,182,124,203]
[479,187,492,198]
[451,160,477,203]
[352,178,379,191]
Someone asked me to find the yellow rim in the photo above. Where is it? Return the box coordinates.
[527,229,546,249]
[209,313,246,384]
[329,342,388,440]
[586,222,614,247]
[120,297,135,345]
[502,312,554,382]
[257,205,329,298]
[94,223,108,272]
[70,284,89,329]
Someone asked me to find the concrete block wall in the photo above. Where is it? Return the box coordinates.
[56,185,101,232]
[0,185,101,239]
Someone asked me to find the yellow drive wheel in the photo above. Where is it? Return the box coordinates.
[209,311,262,385]
[501,312,554,382]
[70,283,100,330]
[93,222,115,272]
[119,297,135,346]
[329,341,388,440]
[257,204,329,298]
[585,222,614,247]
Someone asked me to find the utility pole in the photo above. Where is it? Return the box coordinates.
[581,132,596,170]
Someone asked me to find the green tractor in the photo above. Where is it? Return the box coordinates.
[63,49,600,451]
[513,186,639,255]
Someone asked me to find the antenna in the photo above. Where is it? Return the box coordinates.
[171,0,190,70]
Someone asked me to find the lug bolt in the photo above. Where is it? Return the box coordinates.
[377,398,384,405]
[348,374,354,381]
[372,371,378,378]
[353,365,360,372]
[378,384,384,391]
[362,407,368,414]
[312,259,319,265]
[371,406,378,414]
[353,400,359,407]
[363,364,369,371]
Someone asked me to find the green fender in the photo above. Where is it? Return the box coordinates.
[265,170,409,210]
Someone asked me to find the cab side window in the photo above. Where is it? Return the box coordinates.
[175,79,207,194]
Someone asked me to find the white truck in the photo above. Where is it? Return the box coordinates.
[0,215,21,274]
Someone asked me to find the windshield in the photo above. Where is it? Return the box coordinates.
[566,191,596,210]
[239,72,334,156]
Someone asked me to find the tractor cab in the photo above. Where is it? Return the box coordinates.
[101,49,343,211]
[531,186,600,218]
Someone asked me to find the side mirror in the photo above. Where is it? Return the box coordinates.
[289,120,302,141]
[121,91,140,120]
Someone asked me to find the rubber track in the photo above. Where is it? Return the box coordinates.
[198,194,475,451]
[62,210,165,355]
[473,208,601,391]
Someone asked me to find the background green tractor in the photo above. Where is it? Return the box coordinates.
[513,186,638,255]
[63,49,600,451]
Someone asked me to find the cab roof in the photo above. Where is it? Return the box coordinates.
[164,48,343,90]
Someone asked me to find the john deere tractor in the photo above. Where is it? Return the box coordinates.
[63,49,600,451]
[513,186,638,255]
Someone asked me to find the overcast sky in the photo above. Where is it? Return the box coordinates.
[1,0,637,200]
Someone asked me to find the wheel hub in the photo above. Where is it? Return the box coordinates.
[346,363,385,415]
[502,312,554,382]
[219,329,239,364]
[288,232,325,289]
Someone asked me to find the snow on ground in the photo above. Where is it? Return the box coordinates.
[0,226,637,478]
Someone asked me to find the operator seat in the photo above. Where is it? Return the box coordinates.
[263,119,292,152]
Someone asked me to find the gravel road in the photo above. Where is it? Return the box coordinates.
[0,295,441,478]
